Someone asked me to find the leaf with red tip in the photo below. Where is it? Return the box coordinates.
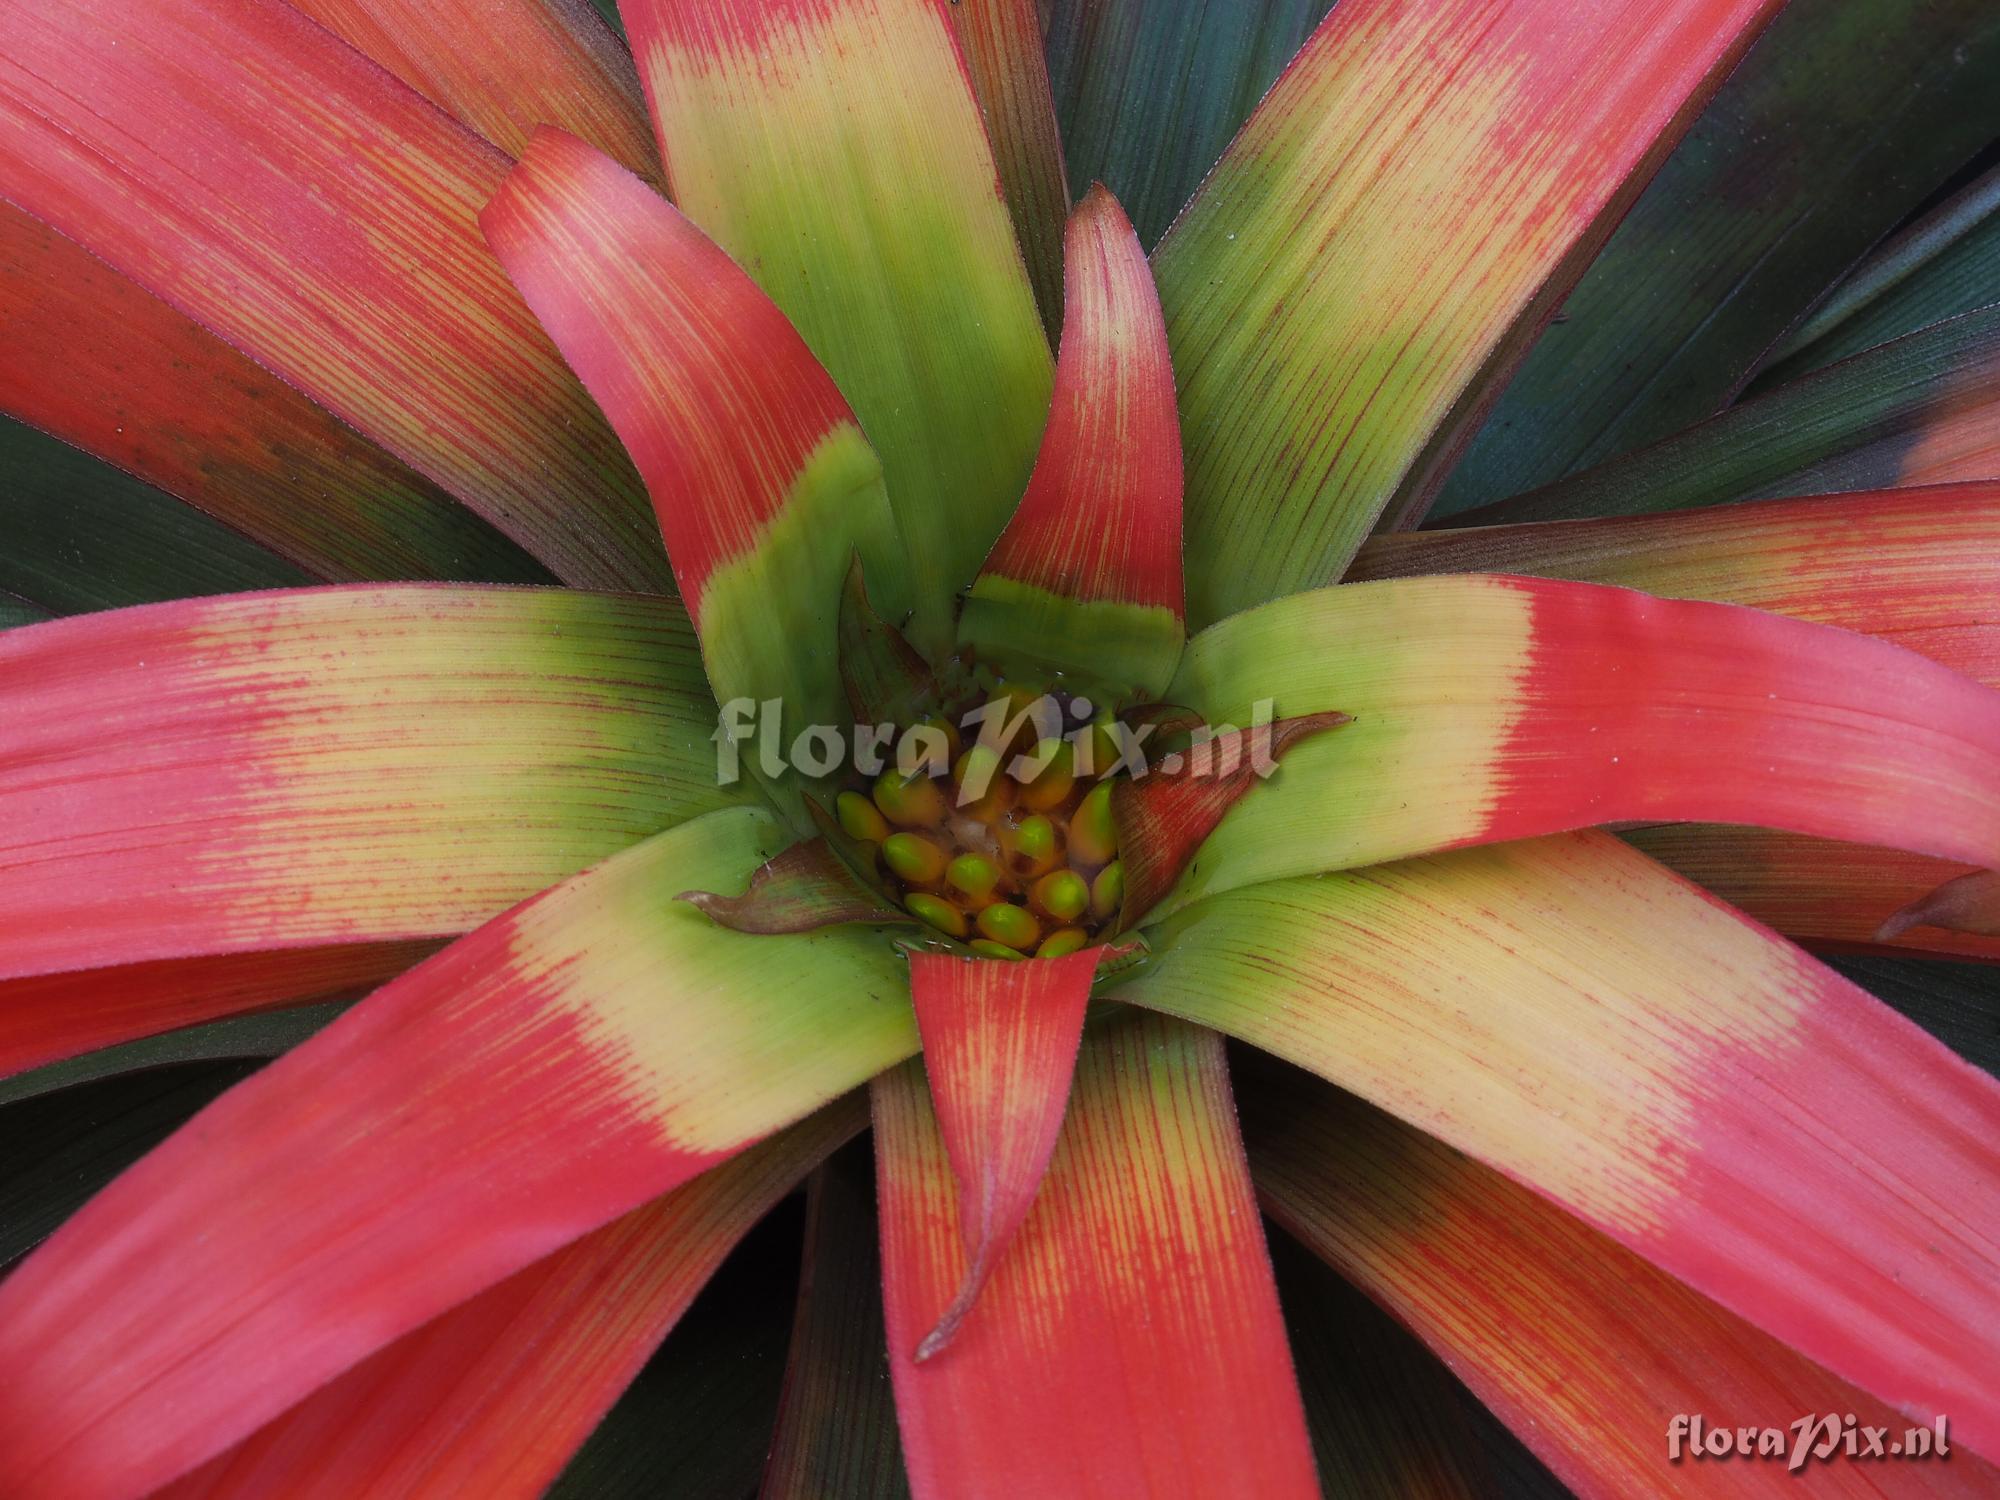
[484,128,906,736]
[1355,484,2000,689]
[0,205,544,585]
[1111,714,1351,926]
[286,0,658,177]
[0,586,742,980]
[159,1096,864,1500]
[1165,572,2000,910]
[961,186,1185,699]
[0,942,436,1081]
[1152,0,1784,624]
[624,0,1054,656]
[1131,830,2000,1455]
[947,0,1069,334]
[0,0,668,589]
[904,948,1100,1360]
[1879,868,2000,942]
[839,555,937,729]
[762,1142,910,1500]
[681,839,910,936]
[1243,1054,2000,1500]
[1627,825,2000,962]
[0,807,917,1500]
[874,1012,1319,1499]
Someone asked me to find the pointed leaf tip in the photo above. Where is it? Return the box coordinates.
[679,838,909,935]
[1877,868,2000,941]
[905,946,1110,1360]
[959,183,1185,699]
[1113,711,1353,926]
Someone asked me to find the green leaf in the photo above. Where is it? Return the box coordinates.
[1759,162,2000,384]
[1043,0,1332,246]
[1829,956,2000,1077]
[549,1196,802,1498]
[0,1061,254,1267]
[0,1002,346,1109]
[1458,304,2000,524]
[1432,0,2000,516]
[0,417,308,614]
[1266,1224,1560,1499]
[762,1141,910,1500]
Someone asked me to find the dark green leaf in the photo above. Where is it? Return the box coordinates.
[1453,304,2000,524]
[550,1196,803,1499]
[0,1061,254,1269]
[1432,0,2000,516]
[1043,0,1333,246]
[763,1140,908,1500]
[0,589,48,629]
[1269,1228,1565,1499]
[1759,162,2000,384]
[0,417,308,614]
[0,1002,347,1108]
[1830,956,2000,1078]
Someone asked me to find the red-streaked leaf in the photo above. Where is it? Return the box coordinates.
[761,1142,911,1500]
[0,0,669,589]
[1244,1054,2000,1499]
[1164,572,2000,909]
[1112,714,1351,925]
[1151,0,1783,625]
[624,0,1054,657]
[1458,305,2000,526]
[160,1096,864,1500]
[960,186,1184,699]
[0,807,918,1499]
[482,128,901,729]
[0,204,544,585]
[1881,867,2000,940]
[1130,830,2000,1454]
[680,838,910,936]
[947,0,1069,334]
[904,948,1099,1360]
[1352,483,2000,689]
[0,586,742,980]
[1626,825,2000,962]
[287,0,658,177]
[0,942,436,1081]
[874,1013,1319,1499]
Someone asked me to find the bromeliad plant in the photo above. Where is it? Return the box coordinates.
[1,0,1999,1495]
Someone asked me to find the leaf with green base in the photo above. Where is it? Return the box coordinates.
[960,187,1184,702]
[624,0,1054,659]
[483,128,904,752]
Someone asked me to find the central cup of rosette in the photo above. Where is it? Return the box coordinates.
[836,686,1127,959]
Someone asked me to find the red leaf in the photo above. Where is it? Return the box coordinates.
[0,0,668,588]
[874,1013,1318,1498]
[904,947,1103,1359]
